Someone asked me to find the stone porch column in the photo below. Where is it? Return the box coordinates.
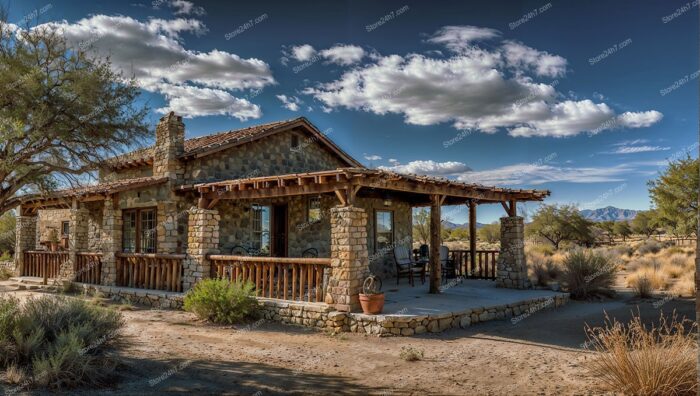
[325,206,370,312]
[183,208,220,291]
[14,211,37,276]
[495,216,529,289]
[100,196,122,286]
[61,202,89,281]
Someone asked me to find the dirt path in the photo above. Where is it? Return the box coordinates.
[1,285,695,396]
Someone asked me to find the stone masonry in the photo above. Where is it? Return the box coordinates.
[153,111,185,183]
[60,204,89,280]
[14,214,37,276]
[496,216,530,289]
[325,206,369,312]
[100,196,122,286]
[183,207,220,290]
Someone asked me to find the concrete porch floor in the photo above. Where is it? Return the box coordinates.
[379,278,567,316]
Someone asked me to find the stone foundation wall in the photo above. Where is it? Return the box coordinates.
[496,216,529,289]
[74,283,184,309]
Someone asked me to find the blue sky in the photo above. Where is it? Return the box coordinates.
[9,0,698,223]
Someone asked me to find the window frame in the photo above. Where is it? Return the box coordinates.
[251,204,271,255]
[61,221,70,237]
[374,209,394,253]
[307,196,322,223]
[121,207,158,253]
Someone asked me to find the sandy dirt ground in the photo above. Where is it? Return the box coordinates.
[0,281,695,396]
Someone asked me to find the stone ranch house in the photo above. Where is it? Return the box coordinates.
[13,113,549,319]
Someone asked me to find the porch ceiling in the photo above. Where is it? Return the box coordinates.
[187,168,550,209]
[13,176,169,215]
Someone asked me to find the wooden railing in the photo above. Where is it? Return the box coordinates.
[209,255,331,302]
[449,250,499,280]
[116,253,185,292]
[75,253,102,284]
[22,251,67,279]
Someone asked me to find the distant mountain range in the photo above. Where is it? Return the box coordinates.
[579,206,639,222]
[442,220,487,229]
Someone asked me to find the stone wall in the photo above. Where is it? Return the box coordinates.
[74,283,184,309]
[36,209,70,249]
[100,196,121,286]
[496,216,529,289]
[15,215,36,274]
[184,128,347,184]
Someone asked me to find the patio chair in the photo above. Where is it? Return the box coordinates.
[439,246,460,284]
[393,246,425,286]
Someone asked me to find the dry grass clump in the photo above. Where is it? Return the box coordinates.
[529,259,563,287]
[399,346,424,362]
[563,250,617,299]
[631,275,653,298]
[0,266,13,280]
[627,268,667,291]
[669,272,695,297]
[584,312,698,395]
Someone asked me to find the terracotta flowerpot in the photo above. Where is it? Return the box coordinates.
[359,293,385,315]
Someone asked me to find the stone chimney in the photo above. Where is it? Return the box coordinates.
[153,111,185,183]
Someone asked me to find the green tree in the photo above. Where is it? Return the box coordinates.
[613,221,632,242]
[598,221,616,244]
[648,156,698,238]
[0,18,148,215]
[527,204,594,249]
[477,223,500,243]
[631,210,658,238]
[450,227,470,241]
[412,208,430,245]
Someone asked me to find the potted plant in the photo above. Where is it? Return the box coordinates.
[48,229,59,252]
[359,275,384,314]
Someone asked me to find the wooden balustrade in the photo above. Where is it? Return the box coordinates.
[209,255,331,302]
[449,250,499,280]
[116,253,185,292]
[75,253,102,284]
[22,251,66,279]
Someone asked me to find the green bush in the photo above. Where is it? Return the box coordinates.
[184,279,259,324]
[0,295,123,390]
[563,250,617,299]
[0,266,12,280]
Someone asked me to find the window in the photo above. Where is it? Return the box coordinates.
[61,221,70,237]
[122,208,157,253]
[307,196,321,223]
[251,204,271,255]
[375,210,394,252]
[291,134,299,150]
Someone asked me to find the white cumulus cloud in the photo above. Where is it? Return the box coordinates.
[379,160,471,176]
[35,14,274,119]
[320,44,365,65]
[276,94,302,111]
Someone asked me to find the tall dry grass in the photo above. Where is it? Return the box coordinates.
[584,312,697,395]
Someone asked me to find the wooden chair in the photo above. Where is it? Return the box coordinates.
[393,246,425,286]
[439,246,459,284]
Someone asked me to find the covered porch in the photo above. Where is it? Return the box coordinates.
[12,167,550,316]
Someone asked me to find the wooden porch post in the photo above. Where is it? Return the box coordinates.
[429,194,443,294]
[469,200,477,277]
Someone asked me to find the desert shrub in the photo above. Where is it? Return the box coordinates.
[184,279,259,324]
[399,346,424,361]
[530,259,563,287]
[0,251,11,261]
[584,312,697,395]
[0,266,12,280]
[636,239,663,255]
[0,295,123,390]
[669,271,695,297]
[562,250,617,299]
[663,246,686,255]
[529,244,555,256]
[610,244,634,258]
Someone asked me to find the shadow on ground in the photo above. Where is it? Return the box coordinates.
[412,291,695,350]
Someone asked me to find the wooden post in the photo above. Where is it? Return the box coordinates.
[509,199,517,217]
[429,194,443,294]
[469,200,477,277]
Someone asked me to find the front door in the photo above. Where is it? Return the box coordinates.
[271,204,288,257]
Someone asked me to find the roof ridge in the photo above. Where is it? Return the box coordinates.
[184,117,301,144]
